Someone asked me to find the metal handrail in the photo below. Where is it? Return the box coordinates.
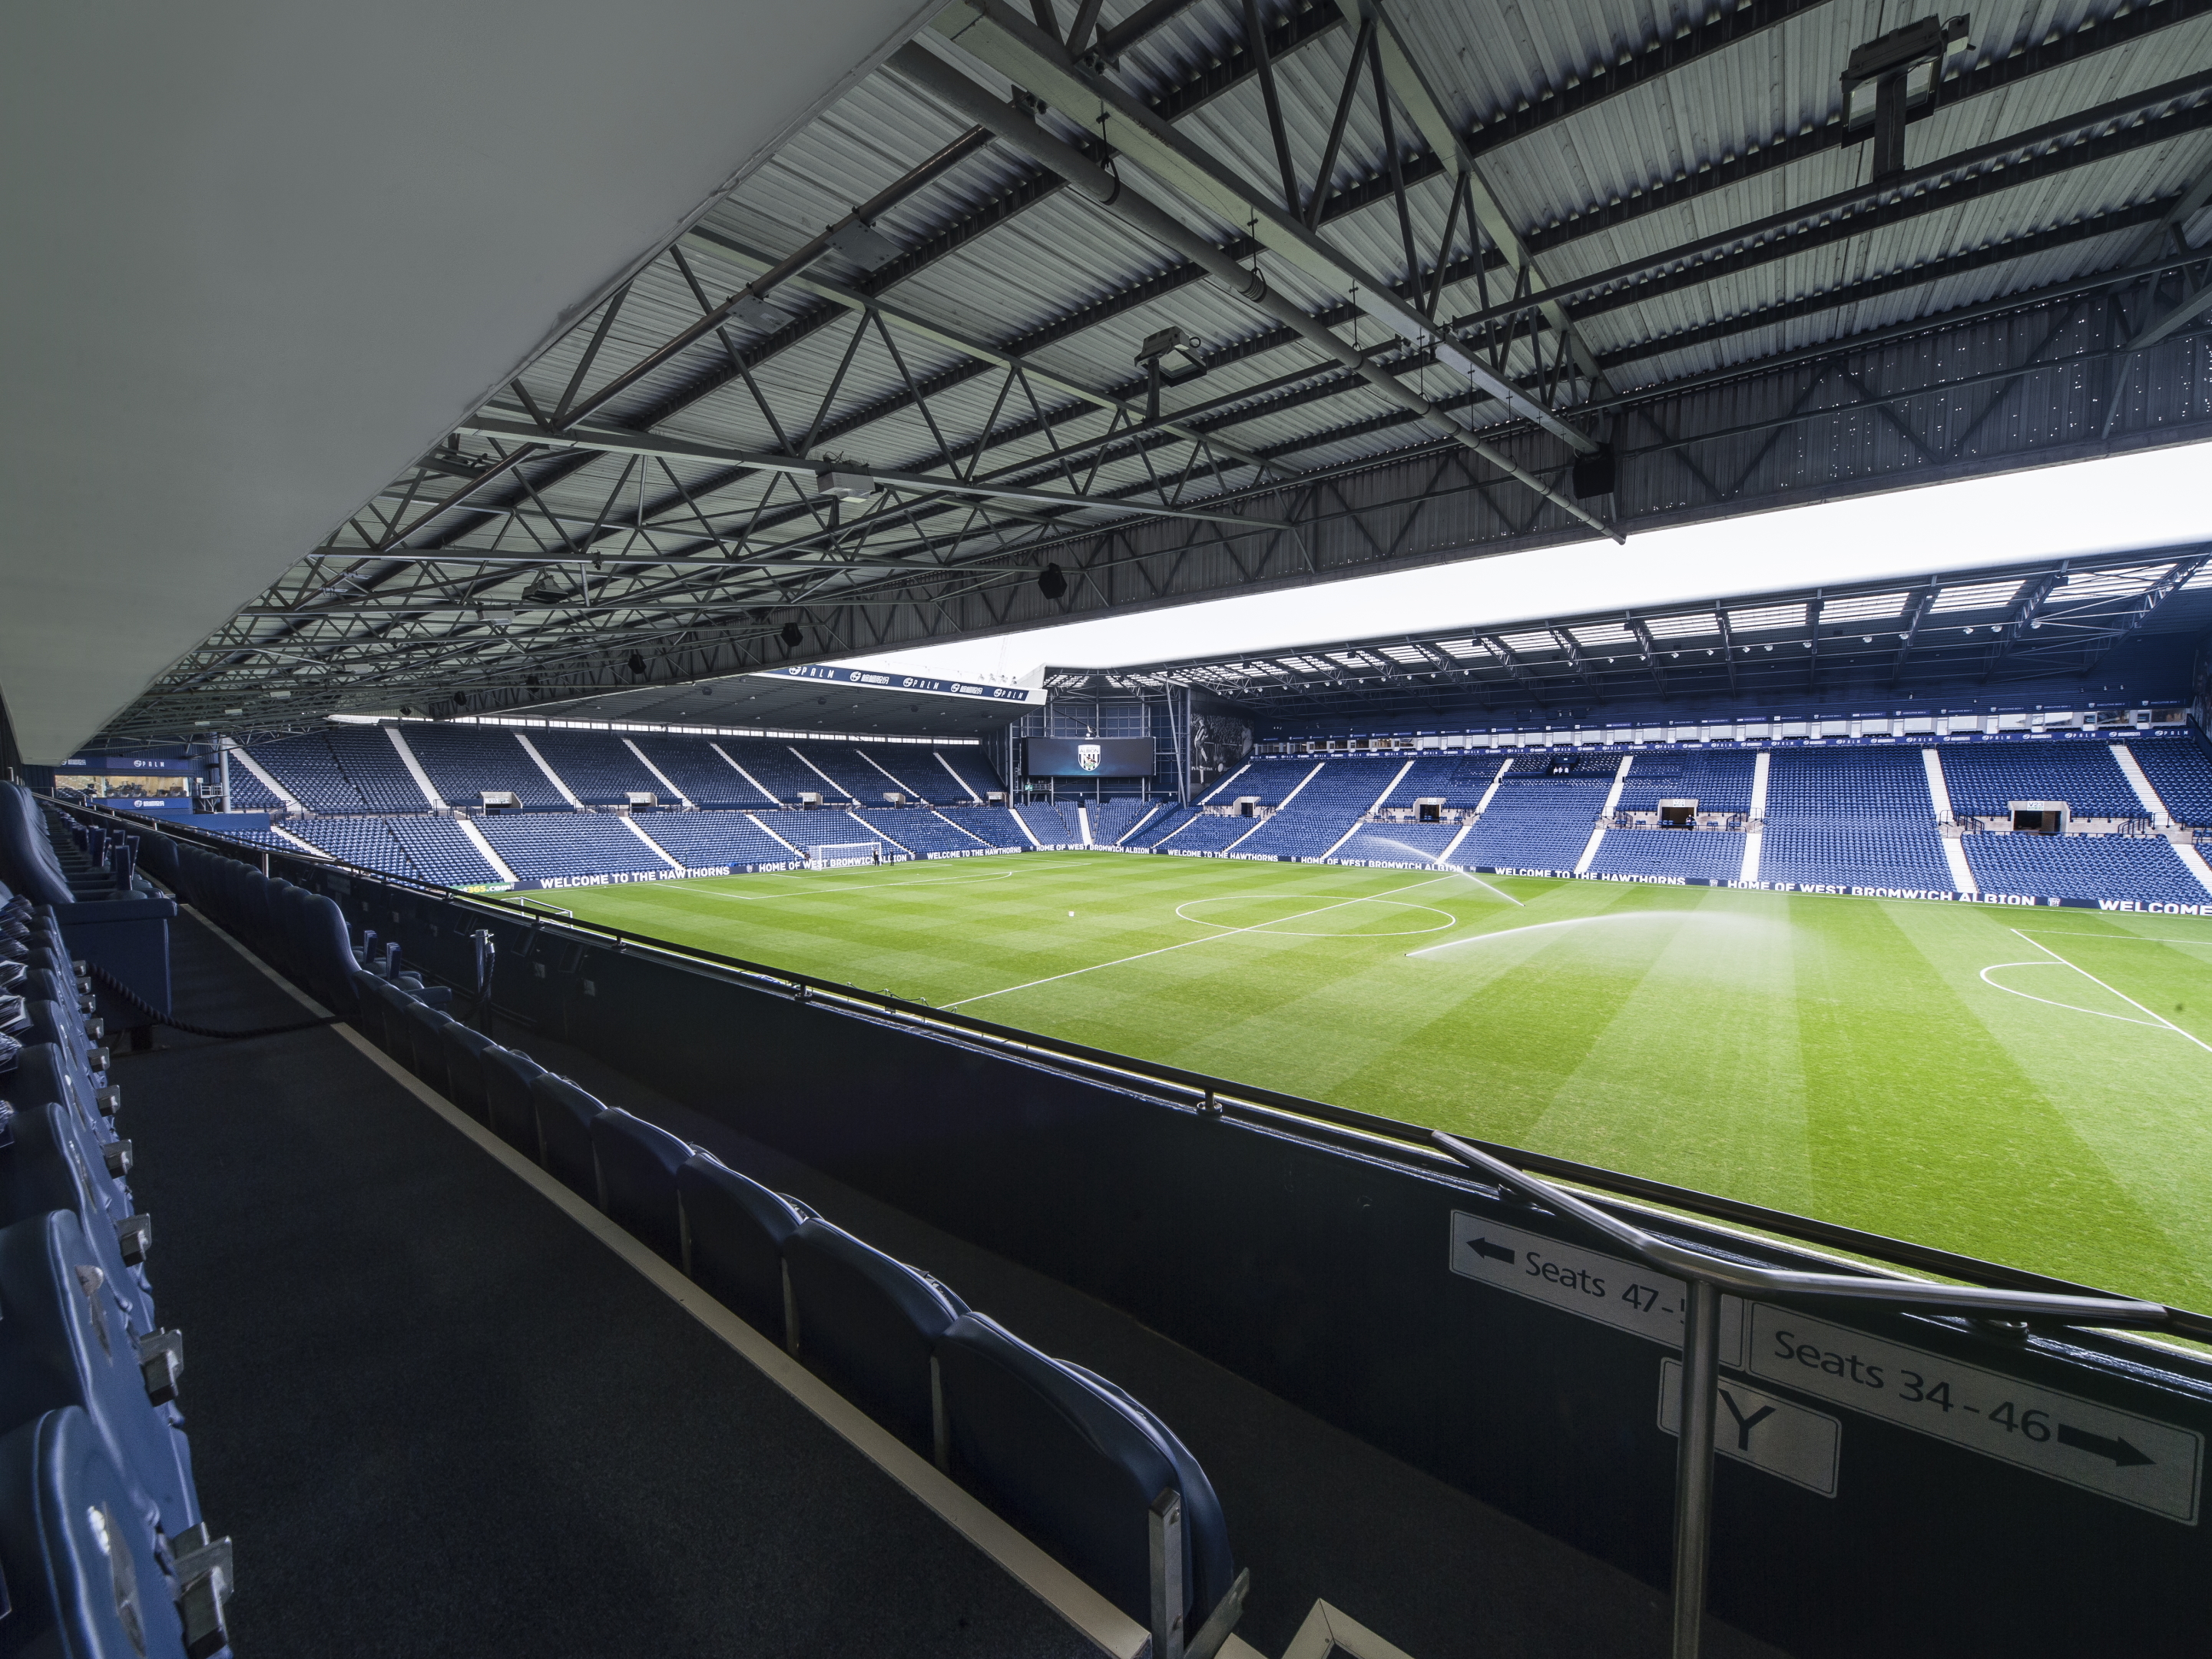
[1431,1133,2168,1659]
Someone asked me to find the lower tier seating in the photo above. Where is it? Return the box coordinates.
[1963,834,2211,902]
[477,815,668,880]
[1590,830,1747,881]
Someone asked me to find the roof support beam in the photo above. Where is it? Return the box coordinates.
[889,41,1618,540]
[926,0,1599,452]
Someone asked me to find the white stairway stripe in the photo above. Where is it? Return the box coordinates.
[227,747,303,814]
[454,817,516,882]
[708,743,783,806]
[1472,758,1512,816]
[746,812,804,857]
[1740,752,1770,882]
[1199,760,1252,804]
[620,814,683,869]
[931,808,990,846]
[1575,755,1632,874]
[1008,806,1042,847]
[845,809,899,853]
[268,824,332,859]
[383,724,446,808]
[1436,819,1476,867]
[189,911,1151,1659]
[622,738,695,809]
[1924,748,1976,893]
[2110,743,2173,826]
[856,747,922,802]
[2174,843,2212,896]
[790,745,856,802]
[514,733,584,808]
[1114,804,1161,846]
[1078,805,1093,846]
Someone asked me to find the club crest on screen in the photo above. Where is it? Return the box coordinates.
[1078,744,1101,772]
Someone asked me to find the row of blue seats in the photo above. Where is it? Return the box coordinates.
[0,875,233,1658]
[349,976,1247,1653]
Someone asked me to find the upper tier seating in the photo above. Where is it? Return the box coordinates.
[1160,814,1260,853]
[1962,833,2212,902]
[476,815,668,879]
[240,733,366,813]
[290,816,418,877]
[2127,735,2212,826]
[527,730,668,806]
[1614,751,1757,814]
[1760,747,1955,890]
[1386,754,1505,810]
[630,811,794,868]
[1589,828,1746,881]
[219,764,283,812]
[323,724,434,811]
[406,726,569,810]
[1939,743,2139,818]
[844,746,936,803]
[715,740,844,804]
[631,736,774,809]
[934,749,1004,803]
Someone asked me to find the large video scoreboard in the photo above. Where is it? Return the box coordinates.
[1023,737,1155,777]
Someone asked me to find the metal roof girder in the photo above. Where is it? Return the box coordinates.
[677,224,1286,478]
[926,0,1598,454]
[1336,0,1604,393]
[452,416,1285,531]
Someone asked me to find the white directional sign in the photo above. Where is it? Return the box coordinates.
[1658,1359,1841,1497]
[1747,1306,2203,1523]
[1448,1213,1747,1367]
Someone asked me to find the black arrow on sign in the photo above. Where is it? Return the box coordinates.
[1465,1237,1516,1265]
[2056,1424,2154,1468]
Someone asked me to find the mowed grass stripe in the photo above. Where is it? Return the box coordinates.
[528,853,2212,1310]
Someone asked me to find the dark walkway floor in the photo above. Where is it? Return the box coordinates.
[116,915,1098,1657]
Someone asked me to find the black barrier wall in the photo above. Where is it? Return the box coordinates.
[190,840,2212,1657]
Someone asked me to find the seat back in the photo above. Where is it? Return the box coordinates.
[588,1111,692,1263]
[348,969,389,1050]
[438,1025,499,1123]
[0,1210,200,1535]
[0,1104,155,1336]
[400,999,454,1095]
[0,786,74,906]
[675,1155,808,1341]
[935,1313,1234,1629]
[0,1408,193,1659]
[528,1074,604,1195]
[781,1218,966,1454]
[479,1047,546,1154]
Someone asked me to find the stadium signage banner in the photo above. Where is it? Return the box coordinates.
[756,664,1045,705]
[1025,737,1154,777]
[463,863,788,892]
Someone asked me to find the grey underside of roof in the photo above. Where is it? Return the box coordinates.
[108,0,2212,746]
[1050,541,2212,720]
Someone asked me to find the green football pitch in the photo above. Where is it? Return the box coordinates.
[525,851,2212,1314]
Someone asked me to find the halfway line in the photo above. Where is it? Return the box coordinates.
[942,875,1465,1008]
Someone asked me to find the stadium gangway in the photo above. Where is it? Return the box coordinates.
[1431,1134,2169,1659]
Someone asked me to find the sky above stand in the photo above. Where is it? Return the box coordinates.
[829,439,2212,684]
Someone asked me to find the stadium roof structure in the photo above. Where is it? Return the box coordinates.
[98,0,2212,747]
[1047,539,2212,720]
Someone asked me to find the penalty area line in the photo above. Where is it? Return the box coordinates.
[941,874,1467,1009]
[2008,928,2212,1056]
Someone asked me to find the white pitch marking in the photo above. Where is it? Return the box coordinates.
[1976,962,2168,1028]
[2008,928,2212,1056]
[2014,931,2212,946]
[1174,893,1457,938]
[942,874,1465,1008]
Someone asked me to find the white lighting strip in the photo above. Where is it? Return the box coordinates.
[326,713,977,746]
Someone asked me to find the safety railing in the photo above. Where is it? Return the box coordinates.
[1431,1134,2171,1659]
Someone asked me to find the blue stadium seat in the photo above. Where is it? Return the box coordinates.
[481,1046,548,1155]
[0,1210,199,1537]
[782,1217,968,1455]
[936,1312,1239,1641]
[401,998,455,1094]
[438,1023,500,1123]
[590,1109,694,1263]
[349,968,392,1049]
[0,1407,200,1659]
[0,1104,157,1338]
[675,1154,811,1341]
[528,1074,605,1195]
